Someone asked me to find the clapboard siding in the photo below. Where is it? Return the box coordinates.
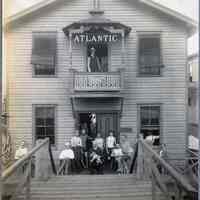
[5,0,188,157]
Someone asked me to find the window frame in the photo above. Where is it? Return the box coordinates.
[33,104,57,147]
[137,32,163,77]
[31,31,57,78]
[137,103,163,146]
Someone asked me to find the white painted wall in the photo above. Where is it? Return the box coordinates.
[4,0,188,159]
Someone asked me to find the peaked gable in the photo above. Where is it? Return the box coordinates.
[4,0,197,36]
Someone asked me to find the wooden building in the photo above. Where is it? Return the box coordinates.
[188,53,199,138]
[3,0,197,161]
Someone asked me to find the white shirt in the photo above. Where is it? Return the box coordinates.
[112,148,123,157]
[93,138,104,149]
[15,147,28,160]
[59,149,74,160]
[71,136,82,147]
[106,136,116,148]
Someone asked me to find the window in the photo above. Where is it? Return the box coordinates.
[31,32,57,76]
[138,35,162,76]
[35,106,56,145]
[140,105,160,145]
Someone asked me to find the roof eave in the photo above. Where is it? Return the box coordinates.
[63,21,132,36]
[139,0,198,37]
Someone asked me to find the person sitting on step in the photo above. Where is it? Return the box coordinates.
[111,144,124,173]
[89,143,104,174]
[58,142,74,175]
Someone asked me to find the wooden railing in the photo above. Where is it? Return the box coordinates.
[1,138,54,200]
[69,69,124,92]
[135,137,197,200]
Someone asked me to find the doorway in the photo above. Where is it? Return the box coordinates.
[78,112,119,141]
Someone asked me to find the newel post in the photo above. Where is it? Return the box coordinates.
[35,138,50,181]
[136,137,144,180]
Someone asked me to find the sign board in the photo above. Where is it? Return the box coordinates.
[72,33,121,43]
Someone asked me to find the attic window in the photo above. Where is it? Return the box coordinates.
[31,32,57,76]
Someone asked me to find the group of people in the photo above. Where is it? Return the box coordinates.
[58,129,134,175]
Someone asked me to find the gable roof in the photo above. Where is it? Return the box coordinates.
[5,0,197,36]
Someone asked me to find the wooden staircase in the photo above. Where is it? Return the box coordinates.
[16,175,153,200]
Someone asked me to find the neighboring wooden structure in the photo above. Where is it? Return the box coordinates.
[187,53,199,139]
[2,138,50,199]
[3,0,197,163]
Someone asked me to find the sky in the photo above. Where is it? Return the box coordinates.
[4,0,199,55]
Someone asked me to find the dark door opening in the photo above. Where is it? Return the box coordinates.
[79,113,119,141]
[79,113,97,139]
[87,43,108,72]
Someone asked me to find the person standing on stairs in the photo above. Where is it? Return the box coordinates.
[71,130,83,172]
[106,131,116,170]
[80,128,89,168]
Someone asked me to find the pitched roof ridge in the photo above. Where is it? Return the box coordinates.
[4,0,198,36]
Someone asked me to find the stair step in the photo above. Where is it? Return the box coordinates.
[27,187,151,194]
[30,184,151,191]
[17,197,152,200]
[17,192,152,199]
[15,175,153,200]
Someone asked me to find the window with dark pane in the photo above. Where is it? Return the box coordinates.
[35,106,55,145]
[31,32,56,76]
[140,105,160,146]
[139,36,161,76]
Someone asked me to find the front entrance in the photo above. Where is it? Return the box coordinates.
[78,112,119,141]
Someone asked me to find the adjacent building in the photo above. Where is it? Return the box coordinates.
[188,53,199,139]
[3,0,197,161]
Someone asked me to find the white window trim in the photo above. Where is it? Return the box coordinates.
[31,31,58,78]
[137,103,163,145]
[136,32,163,77]
[32,104,57,148]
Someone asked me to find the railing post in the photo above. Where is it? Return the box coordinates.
[136,139,144,179]
[35,139,50,181]
[25,158,31,200]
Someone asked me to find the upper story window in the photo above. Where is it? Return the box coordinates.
[138,35,162,76]
[31,32,57,76]
[34,105,56,145]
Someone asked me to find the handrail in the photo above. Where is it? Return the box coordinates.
[139,138,197,193]
[2,138,49,181]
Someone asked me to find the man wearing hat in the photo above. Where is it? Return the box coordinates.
[58,142,74,175]
[87,47,101,72]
